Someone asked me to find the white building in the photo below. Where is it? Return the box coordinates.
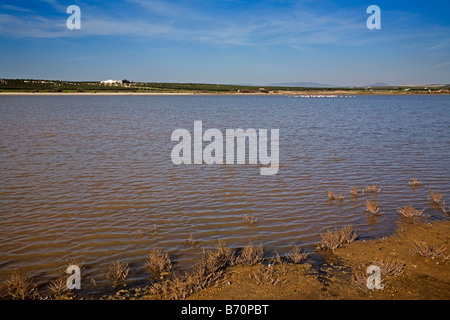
[100,79,123,85]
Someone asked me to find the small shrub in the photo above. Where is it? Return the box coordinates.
[363,185,381,194]
[413,241,448,261]
[351,267,368,287]
[146,248,172,277]
[396,204,424,218]
[316,226,357,252]
[237,242,264,266]
[287,246,308,264]
[48,276,73,300]
[365,200,383,215]
[377,258,406,278]
[408,178,421,187]
[2,270,37,300]
[428,190,443,204]
[350,187,359,197]
[328,191,344,201]
[149,242,234,300]
[184,233,197,247]
[106,259,130,287]
[243,214,258,227]
[149,273,195,300]
[351,259,405,288]
[207,240,235,270]
[251,265,281,286]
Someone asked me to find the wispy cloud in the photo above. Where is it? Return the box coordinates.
[39,0,67,12]
[1,4,32,12]
[426,62,450,71]
[0,0,449,53]
[127,0,208,21]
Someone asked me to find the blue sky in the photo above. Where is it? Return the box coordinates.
[0,0,449,85]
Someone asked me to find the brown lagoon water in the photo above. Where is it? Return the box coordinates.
[0,95,449,293]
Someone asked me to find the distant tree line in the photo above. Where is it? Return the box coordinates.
[0,79,447,93]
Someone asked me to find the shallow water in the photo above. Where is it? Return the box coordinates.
[0,95,449,292]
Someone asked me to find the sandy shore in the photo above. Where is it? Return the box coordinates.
[98,218,450,300]
[185,219,450,300]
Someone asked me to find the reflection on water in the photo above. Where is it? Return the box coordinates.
[0,95,449,290]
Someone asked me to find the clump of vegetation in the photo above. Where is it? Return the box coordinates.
[328,191,344,201]
[148,240,235,300]
[352,258,406,288]
[351,266,368,288]
[2,270,38,300]
[428,190,443,205]
[350,187,359,197]
[48,275,74,300]
[47,260,84,300]
[251,265,284,286]
[377,258,406,278]
[146,248,172,277]
[396,204,424,218]
[243,214,258,227]
[413,241,448,261]
[316,226,357,252]
[365,200,383,215]
[237,242,264,266]
[106,259,130,288]
[287,246,308,264]
[206,240,235,270]
[269,252,295,276]
[184,233,197,247]
[408,178,421,187]
[158,273,196,300]
[363,185,381,194]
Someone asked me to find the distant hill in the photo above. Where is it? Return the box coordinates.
[231,83,256,87]
[266,82,334,88]
[369,82,390,87]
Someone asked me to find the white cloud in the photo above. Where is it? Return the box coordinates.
[0,0,449,55]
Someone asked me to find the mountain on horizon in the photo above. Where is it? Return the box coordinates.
[368,82,390,87]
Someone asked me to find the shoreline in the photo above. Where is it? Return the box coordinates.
[1,91,449,96]
[1,217,448,300]
[186,219,450,300]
